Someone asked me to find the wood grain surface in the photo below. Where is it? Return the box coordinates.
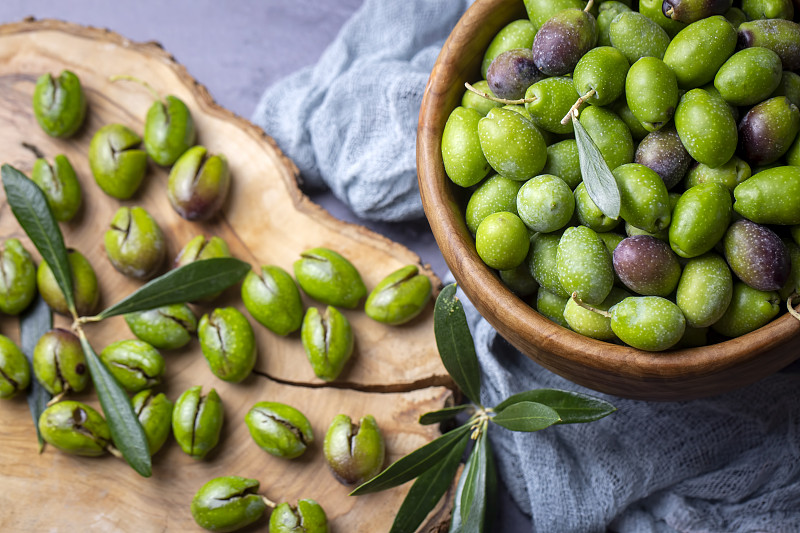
[416,0,800,401]
[0,19,454,532]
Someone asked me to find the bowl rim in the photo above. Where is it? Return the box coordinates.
[416,0,800,400]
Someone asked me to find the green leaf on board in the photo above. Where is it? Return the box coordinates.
[2,164,75,316]
[389,430,469,533]
[490,401,561,432]
[78,331,151,477]
[494,388,617,424]
[573,117,620,220]
[350,422,472,496]
[96,257,250,319]
[20,296,53,451]
[434,283,482,405]
[418,405,472,425]
[458,430,488,533]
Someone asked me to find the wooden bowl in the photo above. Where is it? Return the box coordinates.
[417,0,800,401]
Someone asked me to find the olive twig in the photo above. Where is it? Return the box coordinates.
[468,407,493,440]
[788,292,800,322]
[584,0,595,13]
[571,292,611,317]
[561,88,596,125]
[109,75,162,102]
[464,82,537,105]
[21,142,45,159]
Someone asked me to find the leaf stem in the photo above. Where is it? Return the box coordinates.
[788,292,800,322]
[561,88,596,125]
[464,82,537,105]
[571,292,611,318]
[584,0,595,12]
[107,444,124,459]
[260,495,277,509]
[45,387,68,407]
[109,75,162,102]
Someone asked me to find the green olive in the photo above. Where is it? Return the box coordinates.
[0,239,37,315]
[36,248,99,316]
[32,70,86,138]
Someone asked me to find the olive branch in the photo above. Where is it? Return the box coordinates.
[3,164,249,477]
[351,283,617,532]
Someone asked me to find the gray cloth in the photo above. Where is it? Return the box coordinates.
[252,1,800,531]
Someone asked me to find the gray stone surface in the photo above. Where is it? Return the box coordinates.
[0,1,527,530]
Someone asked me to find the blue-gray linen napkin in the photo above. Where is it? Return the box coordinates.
[252,1,800,531]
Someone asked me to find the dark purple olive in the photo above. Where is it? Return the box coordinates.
[532,8,598,76]
[634,127,693,190]
[613,235,682,296]
[738,19,800,71]
[662,0,733,23]
[738,96,800,166]
[487,49,545,100]
[723,219,790,291]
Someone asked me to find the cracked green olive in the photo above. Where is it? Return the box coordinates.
[173,385,224,460]
[104,206,166,280]
[301,306,354,382]
[32,70,86,138]
[33,328,88,397]
[88,124,148,200]
[0,238,37,315]
[241,265,303,336]
[364,265,432,325]
[199,307,256,383]
[38,400,110,456]
[324,414,385,486]
[37,248,99,316]
[168,145,230,221]
[124,303,197,350]
[293,247,366,309]
[191,476,266,533]
[99,340,165,393]
[145,95,196,166]
[132,389,173,456]
[31,154,82,222]
[245,401,314,459]
[0,334,30,399]
[269,499,329,533]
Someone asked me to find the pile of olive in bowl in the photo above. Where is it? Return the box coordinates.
[417,0,800,400]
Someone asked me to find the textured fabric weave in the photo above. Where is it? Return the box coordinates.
[252,1,800,531]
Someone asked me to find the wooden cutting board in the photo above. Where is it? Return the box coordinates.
[0,19,454,532]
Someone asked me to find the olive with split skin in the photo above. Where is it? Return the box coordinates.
[324,414,385,486]
[245,401,314,459]
[33,328,88,397]
[270,499,329,533]
[199,307,257,383]
[191,476,267,533]
[32,70,86,138]
[364,265,432,325]
[173,386,224,460]
[89,124,148,200]
[37,248,99,317]
[124,303,197,350]
[145,95,196,166]
[294,247,367,309]
[31,154,82,222]
[0,335,30,399]
[168,146,230,221]
[104,206,166,280]
[38,400,110,456]
[241,265,304,335]
[0,239,36,316]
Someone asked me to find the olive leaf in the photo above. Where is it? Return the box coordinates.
[434,283,482,405]
[94,257,250,319]
[491,401,561,432]
[494,388,617,424]
[1,164,76,316]
[350,422,472,496]
[573,117,620,220]
[77,331,151,477]
[456,431,488,533]
[389,431,470,533]
[418,405,472,425]
[20,295,53,452]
